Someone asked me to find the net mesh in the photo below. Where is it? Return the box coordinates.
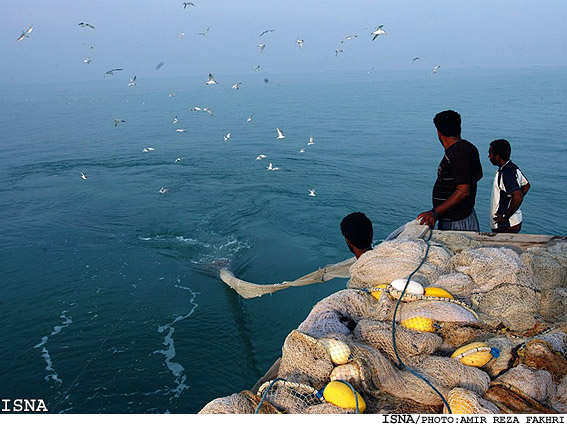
[201,233,567,414]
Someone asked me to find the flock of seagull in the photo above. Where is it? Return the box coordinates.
[16,2,444,198]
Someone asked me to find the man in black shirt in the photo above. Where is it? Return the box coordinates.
[417,110,483,231]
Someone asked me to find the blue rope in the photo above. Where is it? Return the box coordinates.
[391,227,452,414]
[335,380,360,414]
[254,377,287,414]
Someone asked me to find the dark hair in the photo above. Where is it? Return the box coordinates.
[490,139,511,161]
[433,110,461,137]
[340,212,373,250]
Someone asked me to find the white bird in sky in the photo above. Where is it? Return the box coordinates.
[17,26,33,41]
[199,26,210,36]
[267,162,279,171]
[224,133,231,142]
[308,189,316,197]
[308,134,314,145]
[128,76,136,86]
[83,58,91,64]
[174,157,182,163]
[335,49,343,57]
[256,154,267,160]
[276,128,285,139]
[371,25,386,41]
[205,73,217,85]
[258,43,266,53]
[296,39,304,50]
[191,106,201,111]
[259,29,274,37]
[232,82,241,90]
[183,2,195,8]
[114,119,126,126]
[299,148,305,153]
[254,65,261,72]
[78,22,95,29]
[169,93,176,97]
[173,116,179,124]
[176,129,187,133]
[143,147,155,152]
[340,34,358,44]
[204,107,213,116]
[159,187,169,194]
[432,65,441,74]
[80,172,88,180]
[247,115,252,122]
[179,32,185,39]
[412,56,423,65]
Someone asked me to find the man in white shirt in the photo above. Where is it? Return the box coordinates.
[488,139,530,233]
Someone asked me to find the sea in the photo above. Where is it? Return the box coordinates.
[1,67,566,414]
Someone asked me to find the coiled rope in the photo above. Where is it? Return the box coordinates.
[391,226,452,414]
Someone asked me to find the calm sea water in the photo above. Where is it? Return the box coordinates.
[1,67,566,413]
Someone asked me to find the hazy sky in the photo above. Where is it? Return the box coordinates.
[2,0,566,84]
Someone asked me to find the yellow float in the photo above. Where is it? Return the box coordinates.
[451,342,499,367]
[322,380,366,413]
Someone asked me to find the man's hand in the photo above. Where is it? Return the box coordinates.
[494,213,507,224]
[417,210,436,228]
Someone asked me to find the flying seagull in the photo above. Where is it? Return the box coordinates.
[156,61,165,70]
[299,148,305,153]
[267,162,279,171]
[142,147,155,152]
[340,34,358,44]
[308,134,314,145]
[247,115,252,122]
[204,107,213,116]
[335,49,343,57]
[256,154,266,160]
[169,93,177,97]
[159,187,169,194]
[81,172,88,180]
[296,39,304,50]
[232,82,242,90]
[83,58,92,64]
[78,22,95,29]
[105,68,123,76]
[176,128,187,132]
[308,189,316,197]
[173,116,179,124]
[259,29,274,37]
[128,76,136,86]
[412,56,423,65]
[258,43,266,53]
[179,32,185,39]
[183,2,195,8]
[114,119,126,126]
[432,65,441,74]
[371,25,386,41]
[199,26,210,36]
[254,65,261,72]
[205,73,217,85]
[223,133,231,142]
[17,26,33,41]
[276,128,285,139]
[174,157,182,163]
[190,106,201,111]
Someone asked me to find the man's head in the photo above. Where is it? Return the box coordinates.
[489,139,511,166]
[340,212,373,258]
[433,110,462,138]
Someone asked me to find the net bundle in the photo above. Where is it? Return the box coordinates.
[200,233,567,414]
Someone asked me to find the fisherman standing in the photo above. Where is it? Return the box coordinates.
[417,110,483,231]
[488,139,530,233]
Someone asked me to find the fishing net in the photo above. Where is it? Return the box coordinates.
[201,228,567,414]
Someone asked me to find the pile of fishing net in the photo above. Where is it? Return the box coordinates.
[199,232,567,414]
